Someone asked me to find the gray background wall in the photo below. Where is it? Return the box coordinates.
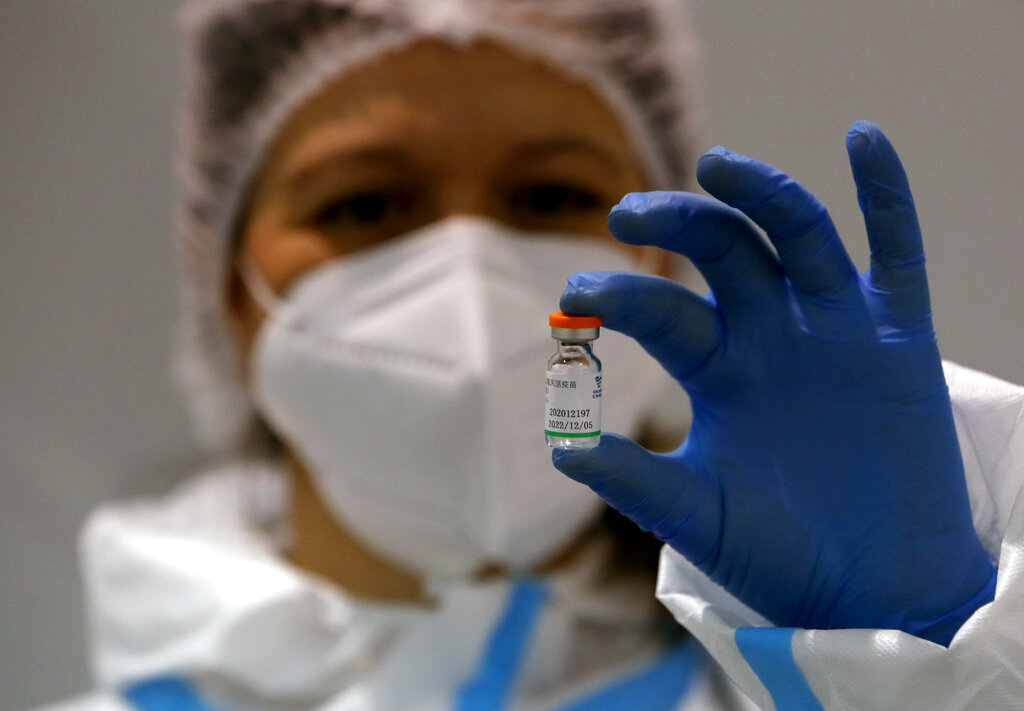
[2,2,1022,708]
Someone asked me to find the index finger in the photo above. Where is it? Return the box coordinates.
[607,191,786,315]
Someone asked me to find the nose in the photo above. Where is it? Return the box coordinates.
[435,179,505,225]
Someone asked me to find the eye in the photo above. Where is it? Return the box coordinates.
[507,182,603,219]
[311,188,418,228]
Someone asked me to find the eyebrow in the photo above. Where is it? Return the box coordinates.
[506,136,625,172]
[285,146,414,193]
[285,134,625,192]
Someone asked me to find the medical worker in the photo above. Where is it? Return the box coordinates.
[36,1,1024,710]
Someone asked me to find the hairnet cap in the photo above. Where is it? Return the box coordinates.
[173,0,703,453]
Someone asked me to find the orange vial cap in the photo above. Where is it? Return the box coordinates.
[549,311,602,329]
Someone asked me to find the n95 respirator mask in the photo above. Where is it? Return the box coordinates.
[247,216,668,582]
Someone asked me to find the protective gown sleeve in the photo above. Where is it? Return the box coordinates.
[655,361,1024,711]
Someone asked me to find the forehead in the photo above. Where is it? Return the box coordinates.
[265,39,639,179]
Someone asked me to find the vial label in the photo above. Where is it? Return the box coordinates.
[545,372,602,439]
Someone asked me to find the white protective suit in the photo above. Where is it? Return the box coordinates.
[32,361,1024,711]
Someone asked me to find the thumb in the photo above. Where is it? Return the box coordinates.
[552,433,719,566]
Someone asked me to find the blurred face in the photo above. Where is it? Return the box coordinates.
[227,39,656,355]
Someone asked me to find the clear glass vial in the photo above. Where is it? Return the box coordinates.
[545,312,602,449]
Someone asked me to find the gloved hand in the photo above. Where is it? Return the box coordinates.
[553,122,996,646]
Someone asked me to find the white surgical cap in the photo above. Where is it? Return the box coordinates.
[174,0,702,453]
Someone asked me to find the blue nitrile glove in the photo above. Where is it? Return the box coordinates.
[552,122,996,646]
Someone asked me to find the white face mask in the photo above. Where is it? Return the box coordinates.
[247,216,668,583]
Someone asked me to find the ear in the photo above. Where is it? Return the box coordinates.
[222,261,263,386]
[225,263,249,325]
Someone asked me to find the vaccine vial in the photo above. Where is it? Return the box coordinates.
[546,312,602,449]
